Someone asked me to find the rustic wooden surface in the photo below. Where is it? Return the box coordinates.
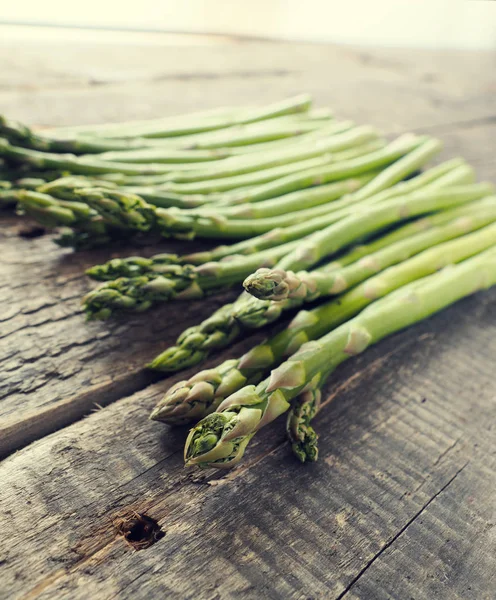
[1,36,495,600]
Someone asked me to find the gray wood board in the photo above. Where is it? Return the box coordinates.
[1,289,495,600]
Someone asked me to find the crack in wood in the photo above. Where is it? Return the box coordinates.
[336,462,469,600]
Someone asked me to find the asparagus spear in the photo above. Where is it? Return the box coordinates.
[82,240,301,319]
[94,121,326,161]
[245,183,493,272]
[210,175,376,220]
[244,195,496,302]
[184,247,496,468]
[215,136,439,207]
[39,177,214,210]
[150,211,496,422]
[183,157,468,264]
[86,254,181,280]
[129,140,383,215]
[286,386,322,462]
[15,190,105,229]
[146,153,343,195]
[0,115,163,154]
[84,183,492,318]
[47,104,249,137]
[93,147,238,164]
[78,94,313,139]
[173,114,342,152]
[148,193,494,373]
[167,128,403,183]
[81,139,355,190]
[0,138,204,176]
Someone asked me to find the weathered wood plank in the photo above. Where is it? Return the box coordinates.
[1,42,494,130]
[1,118,495,456]
[1,288,495,599]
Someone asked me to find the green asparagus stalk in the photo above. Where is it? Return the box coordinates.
[0,138,208,176]
[148,188,493,374]
[94,121,326,161]
[184,247,496,468]
[0,114,166,154]
[92,147,237,164]
[14,190,106,230]
[214,136,438,207]
[47,104,249,137]
[183,157,468,264]
[349,137,442,201]
[174,114,343,152]
[131,140,384,216]
[38,176,118,199]
[324,182,487,272]
[86,253,181,280]
[167,128,405,184]
[82,240,301,319]
[76,188,157,231]
[91,140,354,190]
[147,153,342,195]
[244,196,496,302]
[38,177,213,210]
[77,94,313,139]
[246,183,493,273]
[150,208,496,424]
[210,175,376,220]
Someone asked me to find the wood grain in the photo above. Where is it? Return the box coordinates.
[1,289,495,599]
[0,38,495,599]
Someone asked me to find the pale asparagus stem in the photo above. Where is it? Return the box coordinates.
[72,94,314,139]
[214,175,376,220]
[178,141,385,218]
[244,195,496,302]
[167,126,393,183]
[82,240,300,319]
[152,215,496,422]
[93,122,326,161]
[50,103,329,139]
[195,119,350,157]
[184,247,496,469]
[192,132,417,202]
[349,137,442,201]
[149,122,355,189]
[152,153,340,196]
[46,104,253,137]
[85,146,238,164]
[183,157,468,264]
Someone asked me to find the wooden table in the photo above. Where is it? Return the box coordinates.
[1,36,495,600]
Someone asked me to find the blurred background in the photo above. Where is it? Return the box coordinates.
[1,0,495,49]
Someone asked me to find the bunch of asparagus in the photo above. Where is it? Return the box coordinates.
[4,96,496,470]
